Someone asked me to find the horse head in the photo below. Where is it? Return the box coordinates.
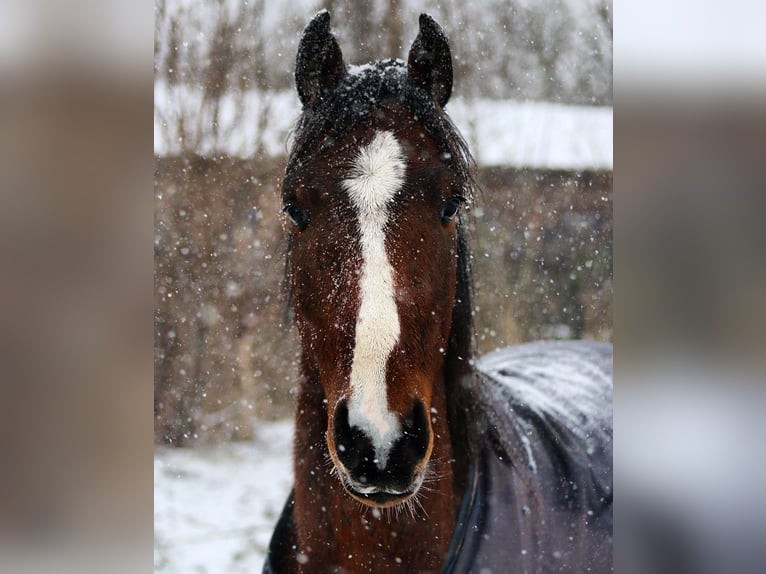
[283,11,473,508]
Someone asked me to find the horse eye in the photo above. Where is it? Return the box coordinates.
[440,195,465,224]
[283,202,310,230]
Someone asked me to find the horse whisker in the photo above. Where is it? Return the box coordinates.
[413,494,429,519]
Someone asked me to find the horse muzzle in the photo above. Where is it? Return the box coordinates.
[340,469,425,507]
[330,399,431,507]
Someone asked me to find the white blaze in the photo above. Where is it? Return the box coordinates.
[342,130,405,468]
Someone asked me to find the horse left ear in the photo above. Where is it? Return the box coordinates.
[295,10,346,108]
[407,14,453,108]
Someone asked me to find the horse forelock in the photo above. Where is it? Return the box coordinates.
[285,59,475,200]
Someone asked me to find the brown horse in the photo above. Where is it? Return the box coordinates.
[264,11,612,573]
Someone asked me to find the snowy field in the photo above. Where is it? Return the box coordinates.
[154,420,294,573]
[154,84,612,170]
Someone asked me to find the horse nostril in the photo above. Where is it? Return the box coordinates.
[400,400,430,462]
[332,400,371,472]
[332,399,430,495]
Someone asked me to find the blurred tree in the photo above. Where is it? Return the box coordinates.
[155,0,612,106]
[386,0,404,58]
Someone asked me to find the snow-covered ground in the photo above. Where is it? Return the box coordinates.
[154,420,294,574]
[154,84,612,170]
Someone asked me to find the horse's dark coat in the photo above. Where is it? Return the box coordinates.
[265,341,612,573]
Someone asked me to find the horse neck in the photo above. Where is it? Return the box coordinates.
[291,368,461,573]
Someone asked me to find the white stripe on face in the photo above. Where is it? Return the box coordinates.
[342,130,405,469]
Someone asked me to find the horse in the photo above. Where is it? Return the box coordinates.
[264,11,612,573]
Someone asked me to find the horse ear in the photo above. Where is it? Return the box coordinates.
[295,10,346,108]
[407,14,453,107]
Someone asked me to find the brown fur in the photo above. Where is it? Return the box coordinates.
[285,105,464,572]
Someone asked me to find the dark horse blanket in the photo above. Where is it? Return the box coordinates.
[265,341,613,572]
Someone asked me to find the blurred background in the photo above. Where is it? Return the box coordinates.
[153,0,614,446]
[616,2,766,572]
[2,0,764,572]
[151,3,613,568]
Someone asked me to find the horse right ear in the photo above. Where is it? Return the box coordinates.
[407,14,453,107]
[295,10,346,108]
